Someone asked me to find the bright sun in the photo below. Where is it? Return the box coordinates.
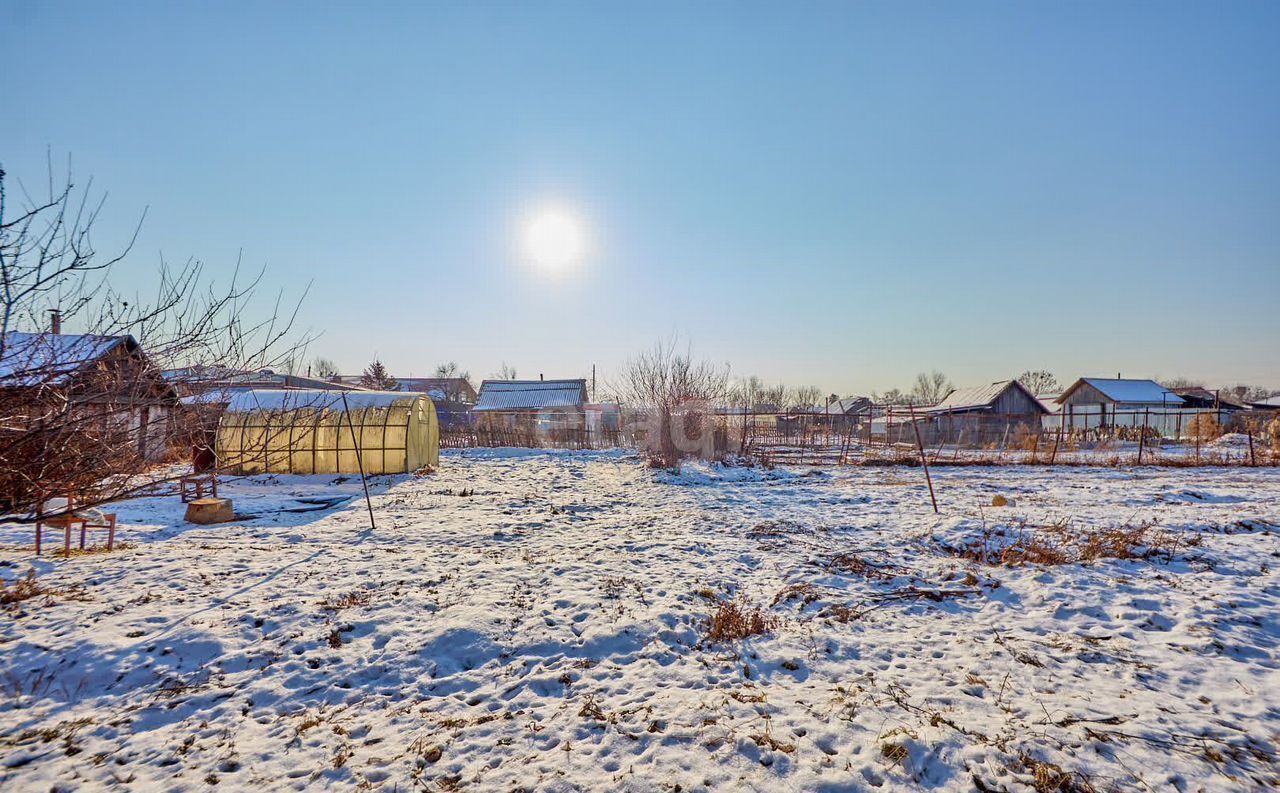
[521,206,587,271]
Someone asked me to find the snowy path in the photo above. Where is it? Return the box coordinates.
[1,450,1277,791]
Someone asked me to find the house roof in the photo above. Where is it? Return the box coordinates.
[168,367,362,391]
[394,377,476,402]
[221,388,422,413]
[930,380,1048,415]
[1058,378,1185,406]
[331,375,476,401]
[473,379,587,411]
[0,332,137,387]
[1252,395,1280,409]
[1172,387,1249,409]
[829,396,871,415]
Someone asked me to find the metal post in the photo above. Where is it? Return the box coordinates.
[340,393,377,531]
[908,404,939,514]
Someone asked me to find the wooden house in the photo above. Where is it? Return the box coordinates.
[1055,377,1184,431]
[1,332,177,462]
[472,379,588,438]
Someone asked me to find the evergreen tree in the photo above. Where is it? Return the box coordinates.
[359,359,399,390]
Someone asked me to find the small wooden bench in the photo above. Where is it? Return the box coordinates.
[179,473,219,503]
[34,493,117,556]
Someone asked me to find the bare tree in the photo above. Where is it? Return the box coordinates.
[614,338,728,468]
[310,356,339,379]
[359,359,399,391]
[790,385,824,411]
[434,361,474,403]
[0,158,310,511]
[492,362,518,381]
[1221,383,1275,403]
[871,387,910,406]
[726,375,784,454]
[1018,370,1060,396]
[911,371,953,405]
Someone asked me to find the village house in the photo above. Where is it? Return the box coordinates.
[1056,377,1184,430]
[472,379,588,437]
[1,331,177,463]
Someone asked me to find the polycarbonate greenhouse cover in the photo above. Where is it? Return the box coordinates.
[223,389,414,412]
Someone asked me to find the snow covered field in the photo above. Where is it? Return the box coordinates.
[1,450,1277,791]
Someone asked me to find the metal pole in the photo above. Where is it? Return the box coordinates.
[340,392,377,531]
[908,404,939,514]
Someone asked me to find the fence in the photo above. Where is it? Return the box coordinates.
[435,405,1280,467]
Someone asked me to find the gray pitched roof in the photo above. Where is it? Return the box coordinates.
[473,379,587,411]
[930,380,1046,414]
[0,332,136,387]
[1058,378,1184,406]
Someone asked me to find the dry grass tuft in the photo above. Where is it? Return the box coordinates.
[771,582,821,608]
[0,570,47,610]
[704,599,778,643]
[825,553,897,581]
[953,519,1191,567]
[319,590,372,611]
[1013,753,1098,793]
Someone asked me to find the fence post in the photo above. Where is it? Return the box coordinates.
[1137,408,1148,465]
[1248,430,1256,467]
[908,404,939,514]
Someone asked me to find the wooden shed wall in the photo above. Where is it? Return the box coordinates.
[1059,382,1112,407]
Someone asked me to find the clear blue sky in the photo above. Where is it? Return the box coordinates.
[4,0,1278,393]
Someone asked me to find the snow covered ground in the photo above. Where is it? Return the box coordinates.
[1,450,1277,791]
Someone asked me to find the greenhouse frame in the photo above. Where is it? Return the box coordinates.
[215,389,439,475]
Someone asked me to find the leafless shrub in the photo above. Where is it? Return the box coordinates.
[0,159,311,511]
[1185,413,1222,442]
[704,599,778,642]
[613,337,729,469]
[0,569,47,609]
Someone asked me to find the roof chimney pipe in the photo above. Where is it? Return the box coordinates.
[48,309,62,335]
[539,373,544,381]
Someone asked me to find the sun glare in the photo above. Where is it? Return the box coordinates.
[521,206,588,271]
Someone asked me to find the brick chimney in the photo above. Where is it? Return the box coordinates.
[48,309,62,335]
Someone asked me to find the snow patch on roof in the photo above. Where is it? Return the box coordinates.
[0,332,133,387]
[1068,378,1185,406]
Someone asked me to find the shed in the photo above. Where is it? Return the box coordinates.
[902,380,1048,444]
[1056,378,1184,431]
[0,331,176,462]
[1171,387,1247,412]
[215,389,438,474]
[472,379,588,432]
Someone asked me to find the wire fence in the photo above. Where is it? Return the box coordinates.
[436,406,1280,467]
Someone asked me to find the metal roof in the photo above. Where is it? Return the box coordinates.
[0,332,135,387]
[930,380,1047,415]
[1059,378,1184,406]
[473,379,587,411]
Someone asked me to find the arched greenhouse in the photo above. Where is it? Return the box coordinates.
[216,389,439,475]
